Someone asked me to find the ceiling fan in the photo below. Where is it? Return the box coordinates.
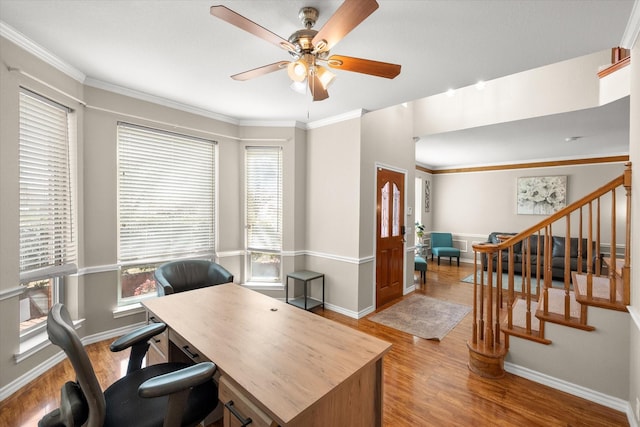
[210,0,401,101]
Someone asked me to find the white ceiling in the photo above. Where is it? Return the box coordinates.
[416,97,631,170]
[0,0,635,169]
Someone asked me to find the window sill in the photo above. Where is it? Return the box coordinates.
[15,318,84,363]
[113,302,146,319]
[243,282,284,292]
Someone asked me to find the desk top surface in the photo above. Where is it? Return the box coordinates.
[143,283,391,425]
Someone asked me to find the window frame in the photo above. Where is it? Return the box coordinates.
[244,146,283,284]
[116,122,217,304]
[18,88,76,340]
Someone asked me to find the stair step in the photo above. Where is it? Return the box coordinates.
[511,298,540,332]
[501,299,551,344]
[572,271,627,312]
[536,287,594,331]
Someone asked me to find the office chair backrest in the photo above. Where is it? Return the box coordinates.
[47,303,106,426]
[155,259,233,295]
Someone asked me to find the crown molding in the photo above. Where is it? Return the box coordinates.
[621,0,640,49]
[0,21,345,131]
[84,77,241,126]
[0,21,86,83]
[306,109,367,129]
[424,154,629,174]
[237,118,304,129]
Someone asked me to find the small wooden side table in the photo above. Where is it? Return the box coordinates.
[286,270,325,311]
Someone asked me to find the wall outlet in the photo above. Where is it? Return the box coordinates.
[635,396,639,420]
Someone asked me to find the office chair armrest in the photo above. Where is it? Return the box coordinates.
[138,362,217,398]
[110,322,167,352]
[111,322,168,374]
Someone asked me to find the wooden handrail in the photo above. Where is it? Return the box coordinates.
[473,174,625,255]
[468,163,631,378]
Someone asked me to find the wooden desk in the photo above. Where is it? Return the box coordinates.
[142,283,391,427]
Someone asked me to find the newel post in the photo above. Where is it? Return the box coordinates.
[467,242,507,379]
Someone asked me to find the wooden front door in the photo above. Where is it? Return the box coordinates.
[376,167,405,308]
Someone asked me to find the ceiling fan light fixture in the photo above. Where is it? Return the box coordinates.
[287,60,308,82]
[290,80,307,94]
[212,2,402,101]
[316,66,336,89]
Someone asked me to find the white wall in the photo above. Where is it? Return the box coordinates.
[413,50,609,136]
[627,38,640,425]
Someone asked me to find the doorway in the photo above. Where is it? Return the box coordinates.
[375,167,405,308]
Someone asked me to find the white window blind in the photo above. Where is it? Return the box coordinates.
[245,146,282,252]
[19,89,76,282]
[118,123,215,263]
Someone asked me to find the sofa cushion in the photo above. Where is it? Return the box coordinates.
[527,235,545,255]
[552,236,589,258]
[432,247,459,257]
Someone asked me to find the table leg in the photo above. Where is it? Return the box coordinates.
[304,279,308,310]
[285,275,289,304]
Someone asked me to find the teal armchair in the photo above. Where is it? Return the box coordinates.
[431,232,460,266]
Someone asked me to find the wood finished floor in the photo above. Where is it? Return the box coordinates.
[0,262,628,426]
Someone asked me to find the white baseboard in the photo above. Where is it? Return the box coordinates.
[505,361,635,425]
[0,321,145,402]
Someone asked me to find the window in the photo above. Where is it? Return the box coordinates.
[117,123,216,303]
[245,146,282,283]
[18,89,76,338]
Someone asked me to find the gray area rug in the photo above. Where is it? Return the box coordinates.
[368,294,471,341]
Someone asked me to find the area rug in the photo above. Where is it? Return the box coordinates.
[461,271,566,294]
[368,294,471,341]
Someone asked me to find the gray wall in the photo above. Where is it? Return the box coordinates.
[430,162,627,262]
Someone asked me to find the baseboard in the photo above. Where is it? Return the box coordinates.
[505,362,631,417]
[323,301,368,319]
[0,321,145,402]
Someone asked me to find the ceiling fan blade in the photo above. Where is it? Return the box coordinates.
[309,73,329,101]
[210,5,296,52]
[327,55,401,79]
[312,0,379,52]
[231,61,289,81]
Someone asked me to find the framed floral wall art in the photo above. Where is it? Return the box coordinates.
[517,175,567,215]
[424,179,431,213]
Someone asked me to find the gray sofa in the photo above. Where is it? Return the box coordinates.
[483,232,593,281]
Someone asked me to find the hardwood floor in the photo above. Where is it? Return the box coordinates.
[0,263,628,426]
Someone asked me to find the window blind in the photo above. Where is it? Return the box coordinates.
[19,89,76,282]
[118,123,215,263]
[245,146,282,252]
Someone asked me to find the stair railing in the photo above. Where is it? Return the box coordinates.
[468,163,631,378]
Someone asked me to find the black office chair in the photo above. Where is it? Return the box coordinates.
[154,259,233,296]
[39,303,219,427]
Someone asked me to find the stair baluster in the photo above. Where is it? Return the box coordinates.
[468,163,631,378]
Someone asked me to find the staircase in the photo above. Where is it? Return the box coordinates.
[467,163,631,379]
